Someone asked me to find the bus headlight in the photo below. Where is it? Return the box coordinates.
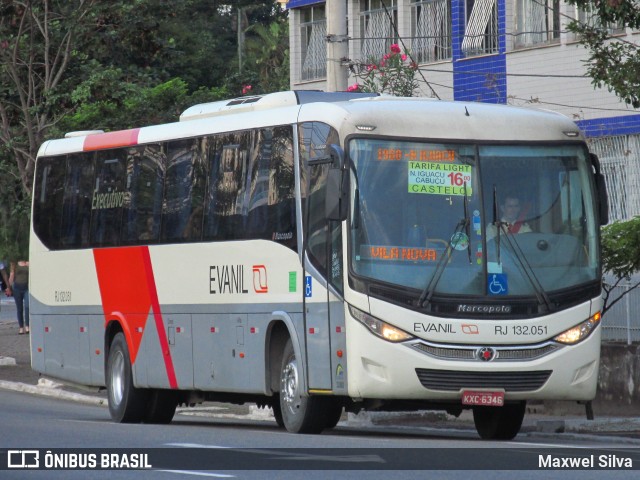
[554,312,601,345]
[348,305,413,342]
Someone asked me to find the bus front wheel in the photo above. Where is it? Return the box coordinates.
[472,401,526,440]
[106,332,148,423]
[279,339,332,434]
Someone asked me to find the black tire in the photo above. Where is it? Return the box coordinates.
[106,332,149,423]
[278,338,330,434]
[323,403,343,430]
[145,389,179,424]
[271,395,285,428]
[473,401,526,440]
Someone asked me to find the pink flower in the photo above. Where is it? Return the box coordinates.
[383,53,391,60]
[390,44,401,54]
[242,85,252,95]
[401,54,407,61]
[347,83,361,92]
[366,64,377,71]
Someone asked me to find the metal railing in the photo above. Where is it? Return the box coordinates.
[601,276,640,344]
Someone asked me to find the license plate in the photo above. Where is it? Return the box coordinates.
[461,390,505,407]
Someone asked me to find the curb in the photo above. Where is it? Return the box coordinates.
[0,379,107,407]
[0,356,17,366]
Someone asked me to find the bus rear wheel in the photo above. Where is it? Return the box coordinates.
[279,339,332,434]
[145,389,179,424]
[472,401,526,440]
[106,332,148,423]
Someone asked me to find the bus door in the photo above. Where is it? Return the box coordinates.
[303,164,346,393]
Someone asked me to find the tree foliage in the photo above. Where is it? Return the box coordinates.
[348,44,419,97]
[566,0,640,108]
[601,216,640,315]
[0,1,96,194]
[0,0,288,258]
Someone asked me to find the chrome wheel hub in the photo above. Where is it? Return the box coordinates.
[281,356,300,414]
[109,350,125,406]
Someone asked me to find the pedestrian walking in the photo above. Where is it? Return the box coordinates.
[0,259,9,294]
[8,257,29,334]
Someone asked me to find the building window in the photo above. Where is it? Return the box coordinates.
[360,0,397,61]
[575,5,626,34]
[515,0,560,48]
[300,6,326,81]
[411,0,452,63]
[461,0,499,56]
[588,134,640,222]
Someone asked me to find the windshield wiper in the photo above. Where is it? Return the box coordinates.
[417,189,471,308]
[462,182,472,264]
[498,230,552,312]
[492,186,503,264]
[490,188,550,312]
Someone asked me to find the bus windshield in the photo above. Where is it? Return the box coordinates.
[348,139,600,302]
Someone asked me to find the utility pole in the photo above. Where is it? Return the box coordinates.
[326,0,349,92]
[238,7,244,74]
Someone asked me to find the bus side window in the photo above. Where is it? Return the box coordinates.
[121,145,165,244]
[33,157,66,249]
[300,121,343,293]
[91,152,127,247]
[270,126,296,250]
[204,132,249,241]
[244,129,271,239]
[244,126,296,248]
[162,139,207,243]
[61,153,94,249]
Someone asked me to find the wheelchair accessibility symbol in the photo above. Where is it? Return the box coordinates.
[488,274,508,295]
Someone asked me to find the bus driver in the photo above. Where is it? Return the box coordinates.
[486,194,532,240]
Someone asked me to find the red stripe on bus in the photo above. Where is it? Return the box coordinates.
[141,247,179,389]
[83,128,141,151]
[93,246,178,389]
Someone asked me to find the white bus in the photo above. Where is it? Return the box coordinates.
[30,91,608,439]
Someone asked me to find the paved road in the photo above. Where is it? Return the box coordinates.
[2,388,639,479]
[2,297,640,442]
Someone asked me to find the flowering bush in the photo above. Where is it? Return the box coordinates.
[349,44,418,97]
[242,84,252,95]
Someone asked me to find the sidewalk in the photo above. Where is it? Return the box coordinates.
[1,297,640,441]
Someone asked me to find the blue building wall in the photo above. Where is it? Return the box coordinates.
[576,115,640,138]
[452,0,507,104]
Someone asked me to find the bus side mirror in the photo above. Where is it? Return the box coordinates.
[325,145,347,221]
[590,154,609,225]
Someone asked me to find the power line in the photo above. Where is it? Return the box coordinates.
[417,66,588,79]
[506,96,638,114]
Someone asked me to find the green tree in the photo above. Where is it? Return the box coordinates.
[59,73,228,133]
[566,0,640,108]
[0,0,97,195]
[240,19,290,94]
[601,216,640,315]
[0,1,286,257]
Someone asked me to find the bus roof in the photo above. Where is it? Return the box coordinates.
[179,90,378,121]
[38,92,583,158]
